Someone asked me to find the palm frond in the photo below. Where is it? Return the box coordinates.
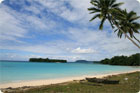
[117,30,123,38]
[111,2,124,8]
[108,16,115,28]
[88,7,101,12]
[99,17,106,30]
[90,1,99,7]
[130,16,140,22]
[128,30,134,38]
[114,29,118,32]
[133,29,139,33]
[109,0,116,6]
[90,14,101,21]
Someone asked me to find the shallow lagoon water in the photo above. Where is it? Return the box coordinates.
[0,61,139,84]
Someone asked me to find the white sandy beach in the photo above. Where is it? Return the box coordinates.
[0,70,139,89]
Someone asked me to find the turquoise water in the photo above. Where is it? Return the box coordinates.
[0,61,139,84]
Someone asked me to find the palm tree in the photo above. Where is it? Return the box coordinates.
[113,10,140,44]
[88,0,123,29]
[88,0,140,49]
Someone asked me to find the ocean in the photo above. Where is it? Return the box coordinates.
[0,61,139,84]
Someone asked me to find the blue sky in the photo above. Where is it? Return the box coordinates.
[0,0,140,61]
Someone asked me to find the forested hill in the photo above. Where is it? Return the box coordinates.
[29,58,67,63]
[100,53,140,66]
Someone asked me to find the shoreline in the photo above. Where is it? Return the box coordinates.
[0,70,140,89]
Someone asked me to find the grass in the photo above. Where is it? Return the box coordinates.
[4,71,140,93]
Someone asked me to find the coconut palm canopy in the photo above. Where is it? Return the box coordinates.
[88,0,140,49]
[114,10,140,39]
[88,0,124,30]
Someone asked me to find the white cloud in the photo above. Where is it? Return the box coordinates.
[0,5,27,43]
[118,0,140,16]
[37,0,92,24]
[0,1,57,43]
[0,0,4,3]
[137,0,140,3]
[72,47,96,54]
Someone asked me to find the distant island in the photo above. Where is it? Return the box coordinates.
[100,53,140,66]
[29,58,67,63]
[75,60,93,63]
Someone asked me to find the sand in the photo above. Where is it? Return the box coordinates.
[0,70,140,89]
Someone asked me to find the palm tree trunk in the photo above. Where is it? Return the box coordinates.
[133,35,140,44]
[115,24,140,49]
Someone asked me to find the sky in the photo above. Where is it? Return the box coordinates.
[137,0,140,3]
[0,0,140,61]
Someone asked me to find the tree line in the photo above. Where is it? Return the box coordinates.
[29,58,67,63]
[100,53,140,66]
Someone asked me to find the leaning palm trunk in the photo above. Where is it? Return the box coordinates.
[115,24,140,49]
[133,35,140,44]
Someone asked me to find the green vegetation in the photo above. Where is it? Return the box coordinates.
[113,9,140,44]
[29,58,67,63]
[88,0,140,49]
[5,72,140,93]
[100,53,140,66]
